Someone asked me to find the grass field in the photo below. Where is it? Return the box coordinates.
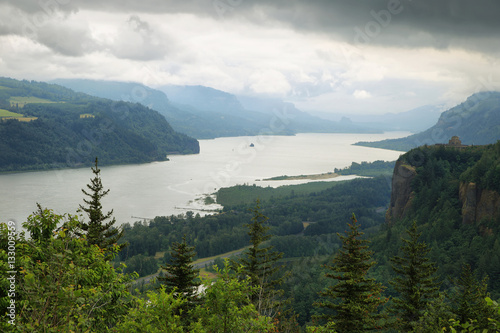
[263,172,339,181]
[9,96,59,107]
[0,109,37,122]
[0,109,23,117]
[0,86,11,90]
[216,181,345,206]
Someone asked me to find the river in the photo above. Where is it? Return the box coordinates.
[0,132,408,227]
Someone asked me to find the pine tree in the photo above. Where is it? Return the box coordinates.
[449,264,494,330]
[159,235,200,302]
[314,214,386,332]
[237,200,286,318]
[389,220,440,331]
[78,157,125,254]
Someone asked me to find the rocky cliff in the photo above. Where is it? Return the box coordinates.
[459,182,500,226]
[387,155,500,227]
[386,160,417,224]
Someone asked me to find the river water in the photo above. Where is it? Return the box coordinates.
[0,132,408,227]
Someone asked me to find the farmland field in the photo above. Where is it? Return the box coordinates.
[0,109,37,122]
[0,109,23,117]
[9,96,59,107]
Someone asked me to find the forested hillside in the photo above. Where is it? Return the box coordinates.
[0,78,199,172]
[373,142,500,300]
[355,91,500,151]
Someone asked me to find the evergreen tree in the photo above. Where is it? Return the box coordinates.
[389,221,440,331]
[449,264,494,330]
[237,200,287,318]
[314,214,386,332]
[159,235,200,302]
[78,157,125,254]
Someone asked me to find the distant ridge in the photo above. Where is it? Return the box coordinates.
[355,91,500,151]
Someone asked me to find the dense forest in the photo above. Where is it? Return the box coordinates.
[2,144,500,331]
[0,77,199,172]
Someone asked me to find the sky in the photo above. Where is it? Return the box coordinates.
[1,0,499,115]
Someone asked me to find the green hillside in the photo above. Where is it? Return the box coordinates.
[372,142,500,300]
[0,77,199,172]
[355,91,500,151]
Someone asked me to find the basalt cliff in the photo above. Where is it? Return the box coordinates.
[386,141,500,228]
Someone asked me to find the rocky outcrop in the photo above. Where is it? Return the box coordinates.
[459,182,500,225]
[386,160,417,224]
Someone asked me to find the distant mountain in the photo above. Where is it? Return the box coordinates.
[159,84,294,136]
[237,95,380,134]
[355,92,500,151]
[161,85,381,134]
[0,77,199,172]
[160,85,247,115]
[311,105,443,133]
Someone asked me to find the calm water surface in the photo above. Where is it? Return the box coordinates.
[0,132,408,226]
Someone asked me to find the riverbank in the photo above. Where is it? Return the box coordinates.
[261,172,339,181]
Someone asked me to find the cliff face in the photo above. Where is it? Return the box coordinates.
[386,160,417,224]
[387,161,500,226]
[459,182,500,226]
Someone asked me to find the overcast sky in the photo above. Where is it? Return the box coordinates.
[1,0,499,115]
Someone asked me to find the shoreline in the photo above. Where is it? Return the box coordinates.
[260,172,339,181]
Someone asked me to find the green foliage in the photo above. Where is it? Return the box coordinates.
[192,260,275,333]
[411,293,453,333]
[447,297,500,332]
[216,181,343,207]
[306,322,337,333]
[0,208,133,332]
[111,287,185,333]
[123,254,159,277]
[78,158,125,254]
[335,160,396,177]
[237,201,287,317]
[448,264,495,330]
[314,214,387,332]
[461,141,500,192]
[389,221,441,331]
[158,236,200,304]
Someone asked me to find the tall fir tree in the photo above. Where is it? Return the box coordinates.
[237,200,287,318]
[389,220,440,331]
[79,157,125,254]
[449,264,494,330]
[159,235,200,303]
[314,214,386,332]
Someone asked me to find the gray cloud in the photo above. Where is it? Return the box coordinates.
[236,0,500,53]
[109,15,172,61]
[3,0,499,53]
[35,24,98,56]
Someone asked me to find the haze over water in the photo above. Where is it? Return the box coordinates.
[1,132,407,227]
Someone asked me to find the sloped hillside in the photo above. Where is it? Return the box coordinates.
[374,142,500,298]
[0,77,199,172]
[356,91,500,151]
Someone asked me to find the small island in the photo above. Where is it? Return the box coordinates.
[262,172,339,181]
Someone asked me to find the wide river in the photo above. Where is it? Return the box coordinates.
[1,132,408,227]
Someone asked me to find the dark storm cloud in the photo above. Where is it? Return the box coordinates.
[2,0,499,56]
[235,0,500,52]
